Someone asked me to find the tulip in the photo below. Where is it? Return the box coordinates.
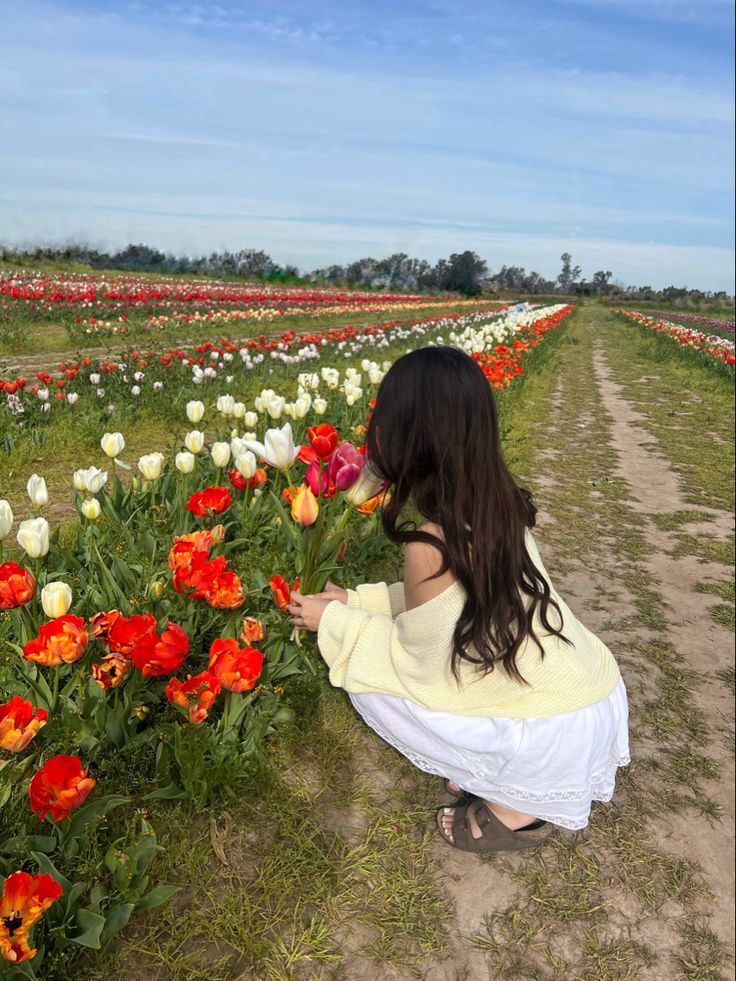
[0,696,48,753]
[308,423,338,459]
[138,452,165,481]
[216,394,235,416]
[266,395,285,420]
[0,871,62,964]
[81,498,101,520]
[235,450,257,479]
[186,400,205,423]
[243,423,300,471]
[233,401,246,420]
[28,754,96,821]
[0,499,12,539]
[313,397,327,415]
[16,517,50,558]
[100,432,125,458]
[27,474,48,509]
[211,442,231,468]
[72,466,107,494]
[327,443,363,491]
[345,463,383,507]
[175,451,195,474]
[230,436,249,459]
[291,485,319,526]
[244,411,258,428]
[184,430,205,454]
[41,581,72,618]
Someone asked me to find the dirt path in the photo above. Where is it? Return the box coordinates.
[78,305,735,981]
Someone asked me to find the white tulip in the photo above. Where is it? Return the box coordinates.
[232,401,246,420]
[101,432,125,458]
[186,400,205,424]
[27,474,48,508]
[73,466,108,494]
[211,442,231,468]
[81,498,101,520]
[244,411,259,429]
[235,451,257,479]
[16,517,50,558]
[266,395,285,420]
[175,451,195,474]
[138,452,165,481]
[345,464,383,506]
[313,397,327,415]
[243,422,300,471]
[230,437,249,459]
[0,499,13,539]
[216,394,236,417]
[184,430,205,454]
[41,581,72,618]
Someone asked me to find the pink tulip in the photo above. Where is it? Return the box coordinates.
[327,443,363,491]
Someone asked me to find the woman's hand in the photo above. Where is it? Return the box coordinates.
[320,580,348,605]
[287,591,335,632]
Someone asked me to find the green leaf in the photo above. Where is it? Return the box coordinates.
[66,794,130,838]
[71,907,107,948]
[134,884,179,911]
[100,903,135,941]
[29,852,71,893]
[145,782,186,801]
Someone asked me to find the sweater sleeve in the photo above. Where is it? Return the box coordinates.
[317,600,412,698]
[345,581,405,617]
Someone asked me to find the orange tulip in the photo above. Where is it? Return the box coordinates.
[165,671,221,724]
[0,871,63,964]
[92,654,132,690]
[290,484,319,526]
[0,562,35,610]
[23,616,88,667]
[208,638,264,693]
[0,696,48,752]
[28,754,96,821]
[241,616,265,644]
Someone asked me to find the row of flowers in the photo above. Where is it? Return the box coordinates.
[1,306,514,423]
[0,271,501,340]
[613,309,735,369]
[0,302,574,974]
[647,310,734,335]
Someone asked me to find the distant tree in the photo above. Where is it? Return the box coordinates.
[556,253,582,293]
[435,251,487,296]
[591,270,613,294]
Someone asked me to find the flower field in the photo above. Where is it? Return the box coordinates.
[0,302,573,976]
[613,308,736,371]
[0,272,502,347]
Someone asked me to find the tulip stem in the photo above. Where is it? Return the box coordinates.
[52,666,60,712]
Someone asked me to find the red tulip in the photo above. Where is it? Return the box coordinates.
[28,754,96,821]
[0,871,63,964]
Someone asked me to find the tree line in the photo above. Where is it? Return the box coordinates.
[0,243,731,304]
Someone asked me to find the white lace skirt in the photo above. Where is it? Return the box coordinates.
[349,678,630,830]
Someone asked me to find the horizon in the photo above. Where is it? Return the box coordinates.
[1,0,734,292]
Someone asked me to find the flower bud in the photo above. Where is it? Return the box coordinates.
[0,499,13,539]
[41,581,72,617]
[175,451,195,474]
[186,400,205,424]
[16,517,50,558]
[291,485,319,526]
[101,432,125,458]
[235,451,257,479]
[211,442,231,468]
[184,430,205,454]
[216,394,235,417]
[138,452,165,481]
[81,498,101,520]
[27,474,49,509]
[149,580,165,599]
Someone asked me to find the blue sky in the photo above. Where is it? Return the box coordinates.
[1,0,734,290]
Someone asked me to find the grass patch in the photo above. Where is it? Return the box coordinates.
[652,510,714,531]
[670,535,735,567]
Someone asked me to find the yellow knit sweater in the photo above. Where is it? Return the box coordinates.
[317,531,621,719]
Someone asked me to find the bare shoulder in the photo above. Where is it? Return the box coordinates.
[403,522,456,611]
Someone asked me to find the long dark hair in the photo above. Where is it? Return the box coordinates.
[366,345,570,684]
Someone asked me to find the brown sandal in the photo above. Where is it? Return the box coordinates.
[435,798,552,853]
